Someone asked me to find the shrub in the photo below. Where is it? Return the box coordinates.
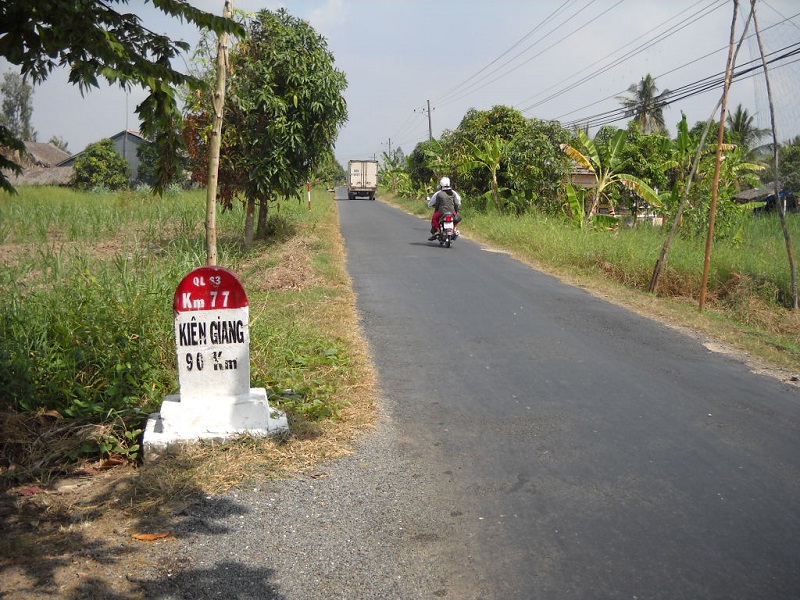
[72,139,130,190]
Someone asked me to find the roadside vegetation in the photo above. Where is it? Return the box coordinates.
[0,185,375,490]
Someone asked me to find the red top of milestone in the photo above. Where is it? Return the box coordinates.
[174,266,249,312]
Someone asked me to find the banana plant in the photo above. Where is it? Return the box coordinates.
[462,136,507,214]
[561,129,660,224]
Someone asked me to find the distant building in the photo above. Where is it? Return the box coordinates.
[58,130,145,183]
[734,182,798,214]
[4,141,73,186]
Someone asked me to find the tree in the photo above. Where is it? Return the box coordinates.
[379,150,409,195]
[725,103,770,158]
[462,137,508,213]
[72,138,130,190]
[561,129,659,222]
[506,117,573,213]
[48,136,69,153]
[778,136,800,193]
[0,0,243,194]
[186,8,348,245]
[617,122,672,220]
[0,71,35,141]
[446,105,528,199]
[617,74,670,135]
[136,139,187,187]
[406,139,442,194]
[312,153,347,187]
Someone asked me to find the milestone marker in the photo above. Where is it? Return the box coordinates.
[144,266,288,452]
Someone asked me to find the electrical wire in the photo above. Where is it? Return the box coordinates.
[514,0,725,111]
[553,10,800,126]
[430,0,577,106]
[559,41,800,130]
[439,0,626,109]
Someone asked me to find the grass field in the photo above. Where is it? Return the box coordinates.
[0,186,376,489]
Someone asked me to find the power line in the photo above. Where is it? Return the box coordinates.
[518,0,729,114]
[515,0,725,112]
[439,0,626,109]
[429,0,577,106]
[560,41,800,131]
[554,10,800,126]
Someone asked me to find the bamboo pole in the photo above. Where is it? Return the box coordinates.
[699,0,739,311]
[751,0,798,309]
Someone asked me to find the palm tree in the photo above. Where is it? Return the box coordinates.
[725,104,770,157]
[617,74,670,135]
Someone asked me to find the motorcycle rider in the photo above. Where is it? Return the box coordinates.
[427,176,462,241]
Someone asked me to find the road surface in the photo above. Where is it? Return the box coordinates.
[335,193,800,599]
[146,193,800,600]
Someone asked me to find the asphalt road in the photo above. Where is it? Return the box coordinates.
[146,193,800,600]
[335,193,800,598]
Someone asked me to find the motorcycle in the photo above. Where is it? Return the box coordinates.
[433,212,459,248]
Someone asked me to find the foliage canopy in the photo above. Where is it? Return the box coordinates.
[72,138,130,190]
[184,8,348,243]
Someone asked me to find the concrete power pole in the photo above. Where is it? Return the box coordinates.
[427,99,433,141]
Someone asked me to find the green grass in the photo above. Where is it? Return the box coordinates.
[0,186,360,482]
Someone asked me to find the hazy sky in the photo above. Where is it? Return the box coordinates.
[14,0,800,166]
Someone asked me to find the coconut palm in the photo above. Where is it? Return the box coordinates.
[617,74,670,135]
[725,104,770,157]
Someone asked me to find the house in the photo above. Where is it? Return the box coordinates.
[5,141,73,186]
[733,182,798,214]
[58,130,145,183]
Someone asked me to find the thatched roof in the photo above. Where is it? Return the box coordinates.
[22,141,70,167]
[733,182,781,202]
[8,166,73,186]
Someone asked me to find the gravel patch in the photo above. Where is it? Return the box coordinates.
[134,400,488,599]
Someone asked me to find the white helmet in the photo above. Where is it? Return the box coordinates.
[439,176,451,189]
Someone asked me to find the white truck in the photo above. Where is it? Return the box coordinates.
[347,159,379,200]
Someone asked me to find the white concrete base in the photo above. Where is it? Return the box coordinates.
[143,388,288,454]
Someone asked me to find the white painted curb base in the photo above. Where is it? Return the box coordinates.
[143,388,288,451]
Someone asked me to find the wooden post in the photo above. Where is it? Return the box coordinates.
[699,0,739,311]
[205,0,233,267]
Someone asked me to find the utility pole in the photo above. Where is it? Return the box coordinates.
[427,99,433,141]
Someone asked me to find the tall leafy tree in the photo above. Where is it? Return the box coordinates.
[446,105,527,199]
[72,138,130,190]
[0,0,243,194]
[617,74,670,135]
[185,8,348,245]
[0,71,35,142]
[406,139,443,193]
[505,117,572,213]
